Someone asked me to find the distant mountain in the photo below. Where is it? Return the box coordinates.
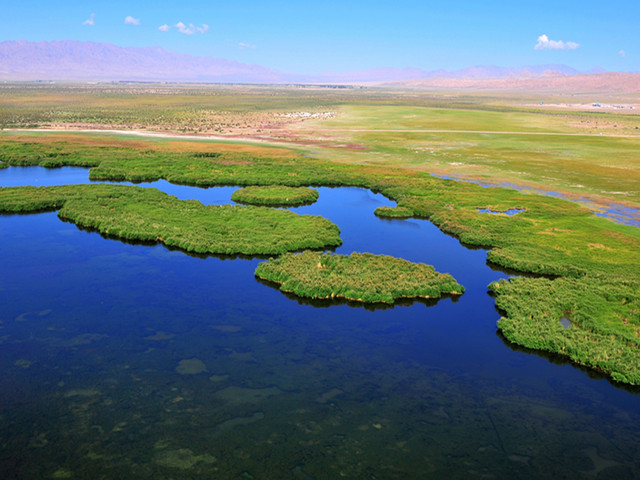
[390,72,640,93]
[0,40,609,84]
[0,40,286,83]
[310,64,583,83]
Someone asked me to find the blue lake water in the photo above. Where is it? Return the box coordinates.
[1,166,639,479]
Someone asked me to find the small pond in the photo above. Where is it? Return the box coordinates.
[1,166,639,479]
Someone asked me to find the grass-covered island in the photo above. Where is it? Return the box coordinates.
[231,185,319,206]
[374,206,414,219]
[0,184,341,255]
[255,251,464,304]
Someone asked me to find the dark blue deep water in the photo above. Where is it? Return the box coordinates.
[1,167,639,479]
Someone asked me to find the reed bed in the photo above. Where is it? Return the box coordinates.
[231,186,319,206]
[255,251,464,304]
[0,185,341,255]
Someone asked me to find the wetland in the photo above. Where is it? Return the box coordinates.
[1,162,640,479]
[0,85,639,478]
[2,133,638,385]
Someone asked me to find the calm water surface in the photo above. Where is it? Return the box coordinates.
[1,166,639,479]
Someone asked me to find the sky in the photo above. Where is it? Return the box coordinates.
[1,0,638,74]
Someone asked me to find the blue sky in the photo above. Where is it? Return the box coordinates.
[2,0,638,73]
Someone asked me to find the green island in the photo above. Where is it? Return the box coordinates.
[231,185,319,206]
[0,184,341,255]
[374,205,414,219]
[255,251,464,304]
[1,82,640,385]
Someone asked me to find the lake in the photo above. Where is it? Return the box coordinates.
[1,166,639,479]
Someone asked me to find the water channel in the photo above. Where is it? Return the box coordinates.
[1,166,639,479]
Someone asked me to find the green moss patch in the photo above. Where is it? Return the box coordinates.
[490,276,640,385]
[255,251,464,304]
[0,185,341,256]
[231,186,319,206]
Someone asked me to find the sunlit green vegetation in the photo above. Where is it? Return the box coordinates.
[0,139,105,168]
[490,276,640,385]
[374,206,414,218]
[255,251,464,304]
[0,184,341,255]
[312,105,640,210]
[231,186,319,206]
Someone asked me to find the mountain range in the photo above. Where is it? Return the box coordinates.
[0,40,630,89]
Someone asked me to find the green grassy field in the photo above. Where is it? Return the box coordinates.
[301,104,640,211]
[1,83,639,384]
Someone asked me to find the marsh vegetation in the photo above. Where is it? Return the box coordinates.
[0,184,341,255]
[231,185,319,206]
[490,276,640,385]
[255,251,464,304]
[374,205,414,218]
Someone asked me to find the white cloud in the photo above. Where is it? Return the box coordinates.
[175,22,190,34]
[175,22,209,35]
[619,50,627,57]
[124,16,141,26]
[239,42,256,49]
[158,24,170,32]
[534,34,579,51]
[82,13,95,26]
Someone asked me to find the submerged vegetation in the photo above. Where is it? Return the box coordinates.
[255,251,464,304]
[0,128,639,382]
[231,185,319,206]
[0,184,341,255]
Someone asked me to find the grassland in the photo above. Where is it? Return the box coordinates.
[231,186,319,206]
[0,184,341,255]
[0,83,347,135]
[299,104,640,216]
[1,83,639,384]
[255,252,464,304]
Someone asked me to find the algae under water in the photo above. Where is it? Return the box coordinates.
[1,166,640,479]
